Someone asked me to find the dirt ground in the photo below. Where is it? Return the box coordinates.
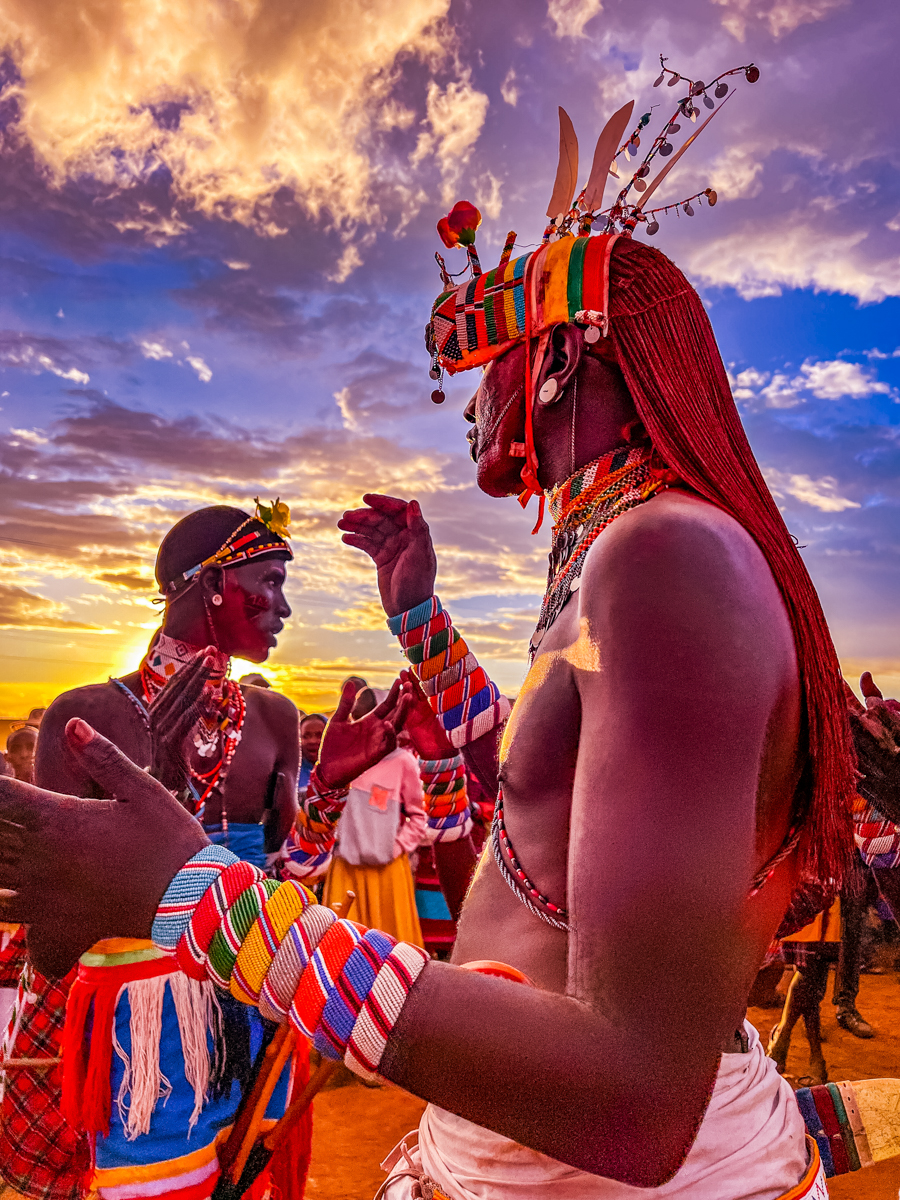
[304,963,900,1200]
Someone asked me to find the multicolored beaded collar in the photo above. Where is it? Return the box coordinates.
[529,442,665,659]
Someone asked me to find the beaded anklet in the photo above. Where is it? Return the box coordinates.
[388,597,510,748]
[154,848,429,1081]
[419,754,471,842]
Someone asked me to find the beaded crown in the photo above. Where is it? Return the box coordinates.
[425,57,760,388]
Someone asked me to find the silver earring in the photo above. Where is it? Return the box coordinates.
[538,378,558,404]
[211,594,223,606]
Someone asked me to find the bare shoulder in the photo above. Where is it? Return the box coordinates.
[42,682,132,731]
[241,685,299,730]
[579,489,796,688]
[584,490,785,610]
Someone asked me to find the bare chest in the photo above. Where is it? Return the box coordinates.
[453,599,583,989]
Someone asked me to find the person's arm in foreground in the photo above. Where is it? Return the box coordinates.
[0,513,795,1186]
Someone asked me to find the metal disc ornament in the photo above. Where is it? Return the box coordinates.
[584,325,601,344]
[659,141,673,156]
[684,201,694,216]
[667,122,681,134]
[715,82,728,98]
[703,94,715,109]
[691,81,705,96]
[646,219,660,235]
[668,73,680,86]
[429,367,440,380]
[654,72,665,86]
[706,189,718,206]
[746,65,760,83]
[633,177,646,192]
[431,389,446,404]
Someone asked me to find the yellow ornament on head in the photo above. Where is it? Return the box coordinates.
[254,497,291,540]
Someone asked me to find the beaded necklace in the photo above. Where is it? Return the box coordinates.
[139,634,245,826]
[529,443,662,659]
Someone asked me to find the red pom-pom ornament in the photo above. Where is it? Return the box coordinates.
[437,200,482,248]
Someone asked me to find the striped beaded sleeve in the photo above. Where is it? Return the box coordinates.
[388,597,510,748]
[280,767,350,881]
[153,849,429,1085]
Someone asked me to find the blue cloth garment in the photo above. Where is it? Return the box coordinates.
[204,822,267,871]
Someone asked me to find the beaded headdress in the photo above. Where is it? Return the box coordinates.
[424,57,759,525]
[161,499,293,600]
[426,57,758,388]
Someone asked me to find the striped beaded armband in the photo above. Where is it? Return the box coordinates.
[419,754,471,843]
[165,851,429,1082]
[152,845,240,951]
[387,596,510,748]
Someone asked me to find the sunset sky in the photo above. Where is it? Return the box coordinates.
[0,0,898,718]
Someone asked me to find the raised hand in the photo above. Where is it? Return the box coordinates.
[338,494,437,618]
[397,668,454,759]
[149,649,216,794]
[847,672,900,824]
[0,719,207,978]
[317,678,411,789]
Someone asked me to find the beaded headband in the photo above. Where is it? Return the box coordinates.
[425,56,760,394]
[161,499,293,599]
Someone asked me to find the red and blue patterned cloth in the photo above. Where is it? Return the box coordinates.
[0,929,90,1200]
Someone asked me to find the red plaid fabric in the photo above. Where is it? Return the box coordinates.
[0,930,90,1200]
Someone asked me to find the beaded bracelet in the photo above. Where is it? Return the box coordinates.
[282,763,352,881]
[155,848,429,1082]
[152,844,240,951]
[419,754,471,843]
[387,596,510,748]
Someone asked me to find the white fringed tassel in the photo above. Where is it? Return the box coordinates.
[113,978,172,1140]
[169,972,223,1133]
[110,972,223,1139]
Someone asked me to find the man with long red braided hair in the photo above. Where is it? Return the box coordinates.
[0,99,869,1200]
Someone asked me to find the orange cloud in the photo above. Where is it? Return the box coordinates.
[0,0,453,232]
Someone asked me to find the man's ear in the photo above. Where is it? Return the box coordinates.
[198,564,225,603]
[534,324,584,406]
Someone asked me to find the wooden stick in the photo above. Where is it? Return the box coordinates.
[218,1023,292,1175]
[332,889,356,918]
[0,1057,61,1071]
[228,1026,297,1182]
[262,1057,340,1154]
[224,890,354,1184]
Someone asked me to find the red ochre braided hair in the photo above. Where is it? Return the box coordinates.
[606,236,853,887]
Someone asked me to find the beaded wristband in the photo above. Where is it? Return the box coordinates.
[281,763,352,880]
[345,942,430,1081]
[155,851,429,1083]
[152,845,240,951]
[419,754,471,843]
[231,879,314,1005]
[176,860,263,979]
[387,596,510,749]
[259,904,337,1023]
[207,878,280,989]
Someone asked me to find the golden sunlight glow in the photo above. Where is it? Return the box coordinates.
[0,0,451,231]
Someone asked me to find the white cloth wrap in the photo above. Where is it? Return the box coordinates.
[381,1022,819,1200]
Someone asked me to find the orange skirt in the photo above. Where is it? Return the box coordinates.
[323,854,424,948]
